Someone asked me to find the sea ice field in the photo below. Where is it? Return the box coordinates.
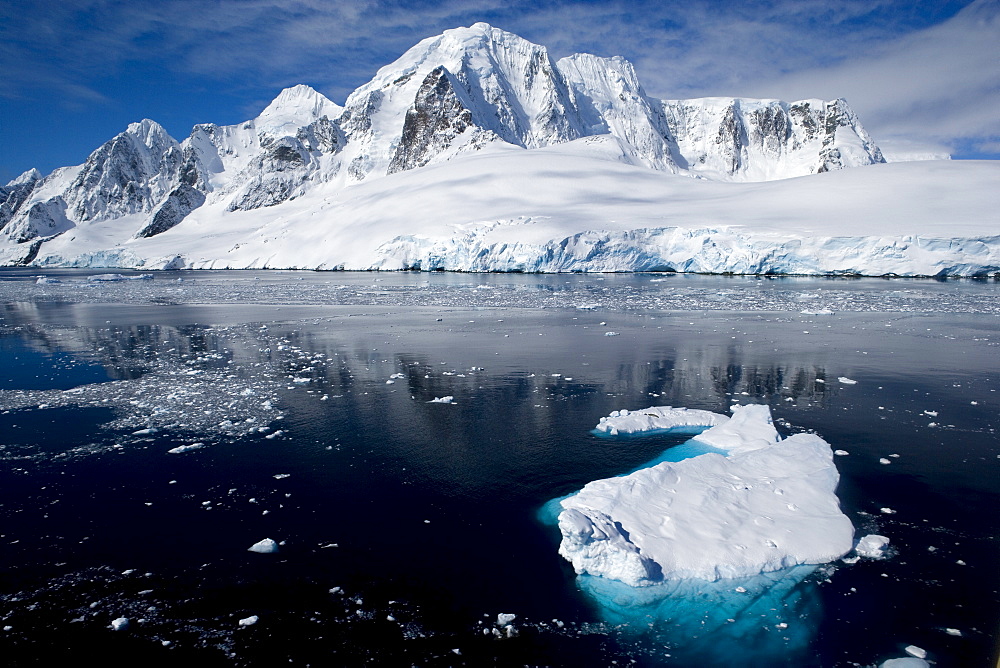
[0,269,998,667]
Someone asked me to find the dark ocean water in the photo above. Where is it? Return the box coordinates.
[0,270,997,666]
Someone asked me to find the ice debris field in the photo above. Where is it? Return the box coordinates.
[10,269,1000,314]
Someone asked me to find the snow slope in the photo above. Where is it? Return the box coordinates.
[10,138,995,276]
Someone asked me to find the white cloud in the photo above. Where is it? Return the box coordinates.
[740,0,1000,155]
[1,0,995,159]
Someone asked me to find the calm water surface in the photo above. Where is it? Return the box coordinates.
[1,270,998,666]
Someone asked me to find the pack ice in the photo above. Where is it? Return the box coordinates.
[557,404,854,585]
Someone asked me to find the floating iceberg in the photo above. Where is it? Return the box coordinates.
[247,538,279,554]
[557,404,854,585]
[593,406,728,437]
[855,534,890,559]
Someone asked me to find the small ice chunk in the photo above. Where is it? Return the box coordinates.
[110,617,130,631]
[497,613,516,627]
[167,442,205,454]
[880,659,929,668]
[945,628,962,636]
[428,396,455,404]
[838,377,857,385]
[834,450,849,456]
[273,474,291,479]
[880,507,896,514]
[238,615,259,627]
[593,405,728,436]
[604,331,620,337]
[879,458,891,465]
[855,534,890,559]
[905,645,927,659]
[248,538,279,554]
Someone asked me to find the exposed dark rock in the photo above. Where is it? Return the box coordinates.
[715,104,746,174]
[388,66,477,175]
[134,184,207,238]
[297,116,343,154]
[11,197,73,243]
[339,90,384,137]
[0,172,41,233]
[66,120,178,223]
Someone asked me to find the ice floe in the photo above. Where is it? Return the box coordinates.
[167,442,205,454]
[880,659,929,668]
[248,538,279,554]
[593,406,728,437]
[855,534,890,559]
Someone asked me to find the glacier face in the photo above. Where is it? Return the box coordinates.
[0,22,993,277]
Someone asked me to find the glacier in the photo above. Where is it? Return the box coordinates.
[0,22,996,276]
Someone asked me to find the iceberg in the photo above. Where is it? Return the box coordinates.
[546,404,854,663]
[855,534,890,559]
[247,538,280,554]
[557,404,854,585]
[593,406,728,437]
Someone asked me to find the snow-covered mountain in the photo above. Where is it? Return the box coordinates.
[2,23,995,276]
[662,97,884,181]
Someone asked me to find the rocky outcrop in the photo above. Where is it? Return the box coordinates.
[388,67,493,174]
[662,97,885,180]
[65,119,180,222]
[0,169,41,233]
[134,184,207,238]
[7,197,74,243]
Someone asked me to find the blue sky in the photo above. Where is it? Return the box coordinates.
[1,0,997,182]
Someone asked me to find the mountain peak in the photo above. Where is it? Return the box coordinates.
[7,168,41,187]
[124,119,175,149]
[256,85,343,137]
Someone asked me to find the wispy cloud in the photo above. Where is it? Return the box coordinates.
[743,0,1000,157]
[0,0,995,164]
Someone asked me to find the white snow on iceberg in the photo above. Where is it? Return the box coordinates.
[557,404,854,585]
[594,406,728,437]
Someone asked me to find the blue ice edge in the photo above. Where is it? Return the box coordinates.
[540,424,822,664]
